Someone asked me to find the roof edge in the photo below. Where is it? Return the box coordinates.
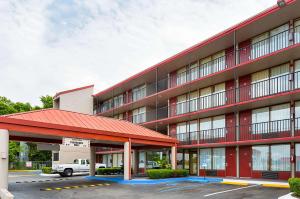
[54,84,94,99]
[93,0,296,97]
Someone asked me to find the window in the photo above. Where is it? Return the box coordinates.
[271,144,290,171]
[295,19,300,44]
[177,122,187,141]
[81,160,86,165]
[251,32,269,59]
[200,148,225,170]
[296,101,300,130]
[213,83,225,107]
[296,144,300,172]
[190,62,199,81]
[176,95,187,115]
[177,67,187,85]
[132,85,146,102]
[200,115,225,139]
[74,159,79,164]
[139,152,145,168]
[53,153,59,161]
[252,104,290,134]
[101,99,113,112]
[189,91,199,112]
[270,64,290,94]
[200,87,212,109]
[212,51,225,73]
[200,57,212,77]
[252,146,269,170]
[113,94,124,108]
[269,24,289,53]
[295,60,300,89]
[189,120,198,141]
[200,149,212,169]
[177,152,184,169]
[251,70,269,98]
[132,107,146,124]
[114,113,124,120]
[252,144,290,172]
[212,148,225,170]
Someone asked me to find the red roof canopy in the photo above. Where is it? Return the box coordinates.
[0,109,177,146]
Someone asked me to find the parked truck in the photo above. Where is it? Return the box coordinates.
[52,159,106,177]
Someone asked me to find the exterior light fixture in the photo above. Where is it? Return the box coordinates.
[277,0,287,8]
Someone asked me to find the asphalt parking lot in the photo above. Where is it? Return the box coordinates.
[8,171,290,199]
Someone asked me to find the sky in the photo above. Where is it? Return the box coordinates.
[0,0,276,106]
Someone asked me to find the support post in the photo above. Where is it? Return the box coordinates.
[236,146,240,178]
[171,145,177,170]
[0,129,9,189]
[124,140,131,180]
[89,146,96,176]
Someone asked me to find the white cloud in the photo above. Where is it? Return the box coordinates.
[0,0,275,105]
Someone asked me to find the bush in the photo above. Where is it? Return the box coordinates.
[289,178,300,196]
[42,167,52,174]
[97,167,122,175]
[147,169,188,179]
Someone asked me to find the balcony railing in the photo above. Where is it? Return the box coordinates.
[94,26,300,114]
[173,119,292,145]
[117,72,300,124]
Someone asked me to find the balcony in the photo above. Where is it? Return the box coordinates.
[172,119,293,146]
[94,25,300,115]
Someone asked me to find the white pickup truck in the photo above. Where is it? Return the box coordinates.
[52,159,106,177]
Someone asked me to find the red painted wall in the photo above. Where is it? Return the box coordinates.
[239,40,251,63]
[226,80,235,105]
[169,97,177,117]
[226,113,236,142]
[169,124,177,137]
[169,71,177,88]
[239,75,251,102]
[239,110,252,141]
[226,147,236,177]
[225,46,235,68]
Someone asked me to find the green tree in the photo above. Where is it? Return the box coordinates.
[0,95,54,162]
[40,95,53,108]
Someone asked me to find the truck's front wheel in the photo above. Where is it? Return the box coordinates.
[64,169,73,177]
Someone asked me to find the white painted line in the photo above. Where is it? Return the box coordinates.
[204,184,259,197]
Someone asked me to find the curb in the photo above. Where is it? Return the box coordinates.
[262,184,289,189]
[221,181,249,186]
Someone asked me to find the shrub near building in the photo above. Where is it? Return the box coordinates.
[147,169,188,179]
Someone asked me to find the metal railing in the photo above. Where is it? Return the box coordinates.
[172,119,292,145]
[94,26,300,114]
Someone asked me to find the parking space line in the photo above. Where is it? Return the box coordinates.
[16,178,72,184]
[204,184,259,197]
[40,183,110,191]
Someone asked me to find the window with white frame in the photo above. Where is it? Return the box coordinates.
[295,19,300,44]
[189,91,199,112]
[132,85,146,102]
[295,60,300,89]
[295,101,300,130]
[270,64,290,94]
[252,144,290,172]
[200,115,225,139]
[113,94,124,108]
[176,122,187,141]
[199,148,225,170]
[101,99,113,112]
[132,107,146,124]
[200,57,212,77]
[176,95,187,115]
[269,24,289,53]
[189,120,198,141]
[200,149,212,169]
[176,67,187,85]
[190,62,199,81]
[212,148,225,170]
[252,146,269,171]
[296,144,300,172]
[212,83,225,107]
[251,69,269,98]
[251,32,269,59]
[252,104,290,134]
[212,51,225,73]
[200,87,212,109]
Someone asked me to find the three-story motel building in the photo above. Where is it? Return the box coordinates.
[88,0,300,180]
